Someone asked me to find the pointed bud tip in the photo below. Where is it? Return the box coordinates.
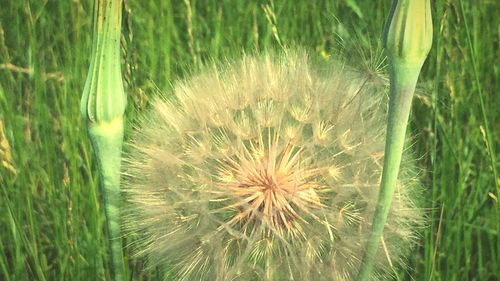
[383,0,433,66]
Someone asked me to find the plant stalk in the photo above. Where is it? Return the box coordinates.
[89,119,125,281]
[81,0,126,280]
[356,0,432,280]
[355,63,421,280]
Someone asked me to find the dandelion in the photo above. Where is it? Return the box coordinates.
[122,52,422,281]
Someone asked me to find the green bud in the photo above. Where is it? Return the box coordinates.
[81,0,126,124]
[383,0,433,67]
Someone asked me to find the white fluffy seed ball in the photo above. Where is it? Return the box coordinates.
[122,51,422,281]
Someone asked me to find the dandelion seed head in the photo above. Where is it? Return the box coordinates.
[123,51,422,281]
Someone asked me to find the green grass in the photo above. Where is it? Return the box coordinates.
[0,0,498,280]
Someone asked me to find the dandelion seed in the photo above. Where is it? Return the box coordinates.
[123,51,422,281]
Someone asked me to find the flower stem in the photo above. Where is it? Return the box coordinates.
[356,1,432,279]
[356,62,421,281]
[89,119,125,281]
[81,0,126,280]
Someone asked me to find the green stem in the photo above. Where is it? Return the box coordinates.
[81,0,126,280]
[89,119,125,281]
[356,1,432,279]
[356,61,422,281]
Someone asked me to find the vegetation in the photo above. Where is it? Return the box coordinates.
[0,0,498,280]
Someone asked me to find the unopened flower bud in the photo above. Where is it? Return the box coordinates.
[81,0,127,124]
[383,0,433,67]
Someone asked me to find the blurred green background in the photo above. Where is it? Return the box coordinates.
[0,0,498,280]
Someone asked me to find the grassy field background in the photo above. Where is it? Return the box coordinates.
[0,0,499,280]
